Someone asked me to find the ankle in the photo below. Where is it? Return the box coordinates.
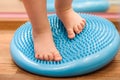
[56,6,73,14]
[32,26,51,35]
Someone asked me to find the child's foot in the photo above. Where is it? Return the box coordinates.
[56,8,86,39]
[33,23,62,61]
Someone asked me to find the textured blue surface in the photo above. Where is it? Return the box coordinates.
[10,14,120,77]
[47,0,109,12]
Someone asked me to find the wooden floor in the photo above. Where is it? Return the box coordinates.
[0,2,120,80]
[0,29,120,80]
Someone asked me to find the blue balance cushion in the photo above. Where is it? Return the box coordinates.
[10,14,120,77]
[47,0,109,12]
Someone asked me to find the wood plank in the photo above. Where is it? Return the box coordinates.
[0,4,120,30]
[0,13,119,31]
[0,21,26,30]
[0,0,119,13]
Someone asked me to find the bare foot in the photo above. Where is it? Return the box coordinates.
[56,8,86,39]
[33,23,62,61]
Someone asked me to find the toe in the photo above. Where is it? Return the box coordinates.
[66,28,75,39]
[82,19,86,23]
[44,54,49,61]
[48,53,54,61]
[39,54,44,60]
[35,54,39,59]
[78,24,82,32]
[78,25,83,33]
[73,25,81,34]
[81,19,86,28]
[80,22,85,28]
[53,52,62,61]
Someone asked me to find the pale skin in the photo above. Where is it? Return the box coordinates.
[22,0,86,61]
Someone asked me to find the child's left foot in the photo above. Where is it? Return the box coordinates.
[56,8,86,39]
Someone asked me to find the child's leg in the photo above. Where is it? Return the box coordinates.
[22,0,62,61]
[55,0,86,39]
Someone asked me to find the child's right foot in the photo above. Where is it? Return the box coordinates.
[33,22,62,61]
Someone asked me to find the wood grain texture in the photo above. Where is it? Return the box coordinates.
[0,5,120,30]
[0,0,119,13]
[0,21,26,30]
[0,30,120,80]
